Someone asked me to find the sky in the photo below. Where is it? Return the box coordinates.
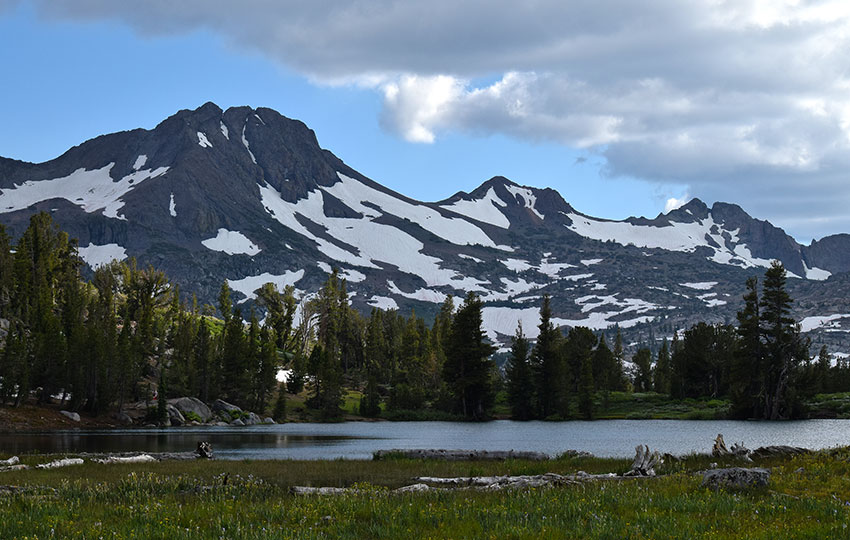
[2,1,850,244]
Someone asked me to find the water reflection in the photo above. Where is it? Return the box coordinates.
[2,420,849,460]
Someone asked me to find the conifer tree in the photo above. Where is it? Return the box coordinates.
[532,295,564,418]
[578,353,595,419]
[653,339,671,394]
[443,292,495,419]
[505,322,534,420]
[632,348,652,392]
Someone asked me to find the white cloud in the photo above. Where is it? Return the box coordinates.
[664,195,689,213]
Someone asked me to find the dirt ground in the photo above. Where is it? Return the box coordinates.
[0,403,121,431]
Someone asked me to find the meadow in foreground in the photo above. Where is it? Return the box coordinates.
[0,448,849,539]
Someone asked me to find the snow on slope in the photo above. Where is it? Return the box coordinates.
[800,314,850,333]
[259,180,495,292]
[482,304,654,341]
[197,132,213,148]
[169,193,177,217]
[505,185,544,219]
[440,187,510,228]
[0,163,169,220]
[241,124,257,164]
[228,270,305,301]
[77,242,127,269]
[201,228,260,256]
[388,280,448,303]
[220,122,229,139]
[564,213,777,270]
[681,282,717,290]
[368,296,398,310]
[804,264,831,281]
[133,155,147,170]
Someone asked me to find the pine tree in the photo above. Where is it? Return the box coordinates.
[578,353,595,419]
[505,322,534,420]
[443,292,496,420]
[532,295,564,418]
[632,348,652,392]
[653,339,671,394]
[272,381,287,422]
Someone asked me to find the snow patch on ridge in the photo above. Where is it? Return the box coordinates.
[800,314,850,333]
[228,270,305,301]
[78,243,127,269]
[197,132,212,148]
[169,193,177,217]
[242,125,257,164]
[505,185,544,219]
[368,296,398,311]
[133,155,147,170]
[804,264,831,281]
[220,122,229,139]
[681,282,717,290]
[440,187,510,228]
[201,229,260,256]
[0,162,169,220]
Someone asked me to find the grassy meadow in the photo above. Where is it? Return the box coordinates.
[0,447,849,538]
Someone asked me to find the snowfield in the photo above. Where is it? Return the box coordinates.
[77,243,128,269]
[0,163,169,220]
[201,229,260,256]
[227,270,305,301]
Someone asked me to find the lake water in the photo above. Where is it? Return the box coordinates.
[2,420,848,460]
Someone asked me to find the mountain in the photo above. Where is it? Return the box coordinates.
[2,102,849,357]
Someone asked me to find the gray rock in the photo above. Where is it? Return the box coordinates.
[230,418,245,426]
[60,410,80,422]
[246,412,262,425]
[115,412,134,426]
[166,404,185,426]
[263,417,275,424]
[169,397,213,422]
[211,399,242,416]
[701,467,770,490]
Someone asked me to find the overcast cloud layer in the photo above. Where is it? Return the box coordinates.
[11,0,850,241]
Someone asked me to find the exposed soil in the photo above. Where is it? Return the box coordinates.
[0,403,121,431]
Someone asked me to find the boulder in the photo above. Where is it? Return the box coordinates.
[701,467,770,490]
[245,412,262,425]
[169,397,213,423]
[60,410,80,422]
[263,417,276,424]
[230,418,245,426]
[211,399,242,416]
[166,404,186,426]
[115,412,134,426]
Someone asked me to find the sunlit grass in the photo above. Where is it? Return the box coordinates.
[1,448,849,538]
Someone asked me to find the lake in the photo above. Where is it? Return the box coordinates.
[2,420,848,460]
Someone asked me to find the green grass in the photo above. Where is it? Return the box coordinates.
[1,449,849,538]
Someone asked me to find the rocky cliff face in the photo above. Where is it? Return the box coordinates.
[2,103,849,356]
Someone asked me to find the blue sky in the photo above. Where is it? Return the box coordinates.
[2,1,850,243]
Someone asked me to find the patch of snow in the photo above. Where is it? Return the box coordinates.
[590,283,607,290]
[169,193,177,217]
[501,258,534,272]
[538,258,577,278]
[201,229,260,256]
[514,295,541,303]
[228,270,305,301]
[800,314,850,333]
[77,243,127,269]
[133,155,147,170]
[704,299,728,307]
[581,258,603,266]
[317,261,333,273]
[197,131,212,148]
[259,181,493,292]
[563,273,594,282]
[647,286,669,292]
[254,113,266,125]
[341,268,366,283]
[480,277,544,302]
[220,121,229,139]
[481,305,654,342]
[388,280,448,303]
[368,295,399,311]
[459,254,483,263]
[680,281,717,290]
[504,185,544,219]
[804,264,831,281]
[242,124,257,164]
[0,163,169,220]
[440,187,510,228]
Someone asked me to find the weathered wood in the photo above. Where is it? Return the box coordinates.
[291,486,352,495]
[196,441,214,459]
[373,449,550,461]
[624,445,661,476]
[0,456,19,466]
[36,458,84,469]
[0,464,29,473]
[92,454,157,465]
[751,445,810,459]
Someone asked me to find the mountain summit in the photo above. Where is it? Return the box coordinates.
[1,103,848,354]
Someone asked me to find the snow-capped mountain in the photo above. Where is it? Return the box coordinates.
[2,103,849,355]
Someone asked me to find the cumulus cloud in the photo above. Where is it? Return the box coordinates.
[664,195,690,213]
[13,0,850,239]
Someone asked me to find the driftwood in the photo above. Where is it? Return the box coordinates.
[0,456,19,467]
[751,445,810,459]
[373,449,550,461]
[36,458,84,469]
[414,473,580,490]
[196,442,214,459]
[712,434,809,461]
[0,465,28,473]
[92,454,157,465]
[624,445,661,477]
[291,486,353,495]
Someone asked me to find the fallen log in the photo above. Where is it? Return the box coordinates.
[0,465,28,473]
[751,445,810,459]
[291,486,353,495]
[92,454,157,465]
[36,458,84,469]
[373,449,550,461]
[0,456,19,466]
